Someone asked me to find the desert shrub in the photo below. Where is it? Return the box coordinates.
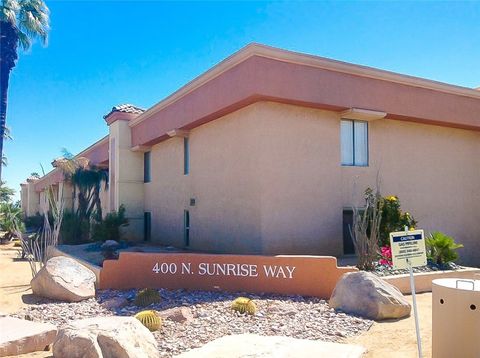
[351,188,383,271]
[60,211,90,244]
[379,195,417,247]
[134,288,161,307]
[23,214,45,231]
[91,205,128,242]
[231,297,257,315]
[134,310,162,331]
[0,202,25,241]
[426,231,463,265]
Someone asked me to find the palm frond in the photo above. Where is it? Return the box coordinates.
[0,0,20,23]
[4,0,49,50]
[3,126,12,140]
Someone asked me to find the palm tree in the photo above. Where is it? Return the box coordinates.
[0,201,24,242]
[0,0,49,181]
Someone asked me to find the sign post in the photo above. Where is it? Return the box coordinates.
[389,228,427,358]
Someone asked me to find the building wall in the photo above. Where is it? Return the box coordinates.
[145,101,480,265]
[145,102,343,255]
[342,117,480,265]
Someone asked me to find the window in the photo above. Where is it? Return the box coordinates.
[183,137,189,175]
[184,210,190,246]
[144,151,151,183]
[144,212,151,241]
[341,120,368,166]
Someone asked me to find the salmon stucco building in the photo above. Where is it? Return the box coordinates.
[20,44,480,266]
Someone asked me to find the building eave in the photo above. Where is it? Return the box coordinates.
[129,43,480,129]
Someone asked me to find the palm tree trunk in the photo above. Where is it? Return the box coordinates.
[0,21,19,182]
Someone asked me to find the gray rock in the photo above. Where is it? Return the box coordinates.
[101,240,120,249]
[100,297,128,310]
[0,316,57,357]
[158,307,194,323]
[31,256,96,302]
[329,271,411,320]
[52,316,158,358]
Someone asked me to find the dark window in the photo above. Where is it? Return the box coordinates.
[184,210,190,247]
[144,151,151,183]
[342,209,355,255]
[184,137,189,175]
[144,212,151,241]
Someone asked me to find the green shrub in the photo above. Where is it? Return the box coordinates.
[91,205,128,242]
[426,231,463,265]
[379,195,417,247]
[60,211,90,244]
[23,214,44,231]
[0,202,25,241]
[134,288,161,307]
[231,297,257,315]
[134,310,162,331]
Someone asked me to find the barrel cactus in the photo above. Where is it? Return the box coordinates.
[134,310,162,331]
[134,288,161,307]
[231,297,257,315]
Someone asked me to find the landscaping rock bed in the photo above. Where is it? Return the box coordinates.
[373,262,462,277]
[12,288,373,357]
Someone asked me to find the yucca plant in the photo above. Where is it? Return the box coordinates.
[134,288,161,307]
[350,187,383,271]
[426,231,463,266]
[231,297,257,315]
[134,310,162,332]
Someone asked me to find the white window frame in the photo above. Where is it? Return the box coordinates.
[341,119,369,167]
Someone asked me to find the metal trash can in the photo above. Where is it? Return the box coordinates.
[432,278,479,358]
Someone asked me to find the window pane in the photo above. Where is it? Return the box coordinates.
[184,137,190,175]
[354,121,368,166]
[341,120,354,165]
[144,151,151,182]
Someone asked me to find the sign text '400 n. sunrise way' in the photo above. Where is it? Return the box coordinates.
[152,262,296,279]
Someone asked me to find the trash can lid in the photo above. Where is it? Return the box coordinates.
[432,278,480,291]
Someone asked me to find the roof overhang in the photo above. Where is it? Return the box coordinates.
[128,43,480,148]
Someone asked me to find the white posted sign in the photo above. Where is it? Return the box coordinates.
[389,229,427,270]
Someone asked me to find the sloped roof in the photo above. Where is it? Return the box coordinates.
[129,43,480,148]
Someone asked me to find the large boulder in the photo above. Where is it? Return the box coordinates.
[0,316,57,357]
[31,256,96,302]
[52,316,158,358]
[175,334,365,358]
[329,271,411,320]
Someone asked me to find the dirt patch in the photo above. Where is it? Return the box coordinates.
[346,292,432,357]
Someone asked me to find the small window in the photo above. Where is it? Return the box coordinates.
[144,151,151,183]
[341,120,368,166]
[183,137,189,175]
[184,210,190,247]
[144,212,151,241]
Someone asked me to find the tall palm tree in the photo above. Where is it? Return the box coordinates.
[0,0,49,181]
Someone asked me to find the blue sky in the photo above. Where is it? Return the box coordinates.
[6,1,480,200]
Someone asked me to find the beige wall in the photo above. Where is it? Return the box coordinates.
[145,101,480,265]
[342,118,480,265]
[109,119,144,240]
[145,103,343,255]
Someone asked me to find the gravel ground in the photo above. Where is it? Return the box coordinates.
[373,261,462,277]
[13,288,373,357]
